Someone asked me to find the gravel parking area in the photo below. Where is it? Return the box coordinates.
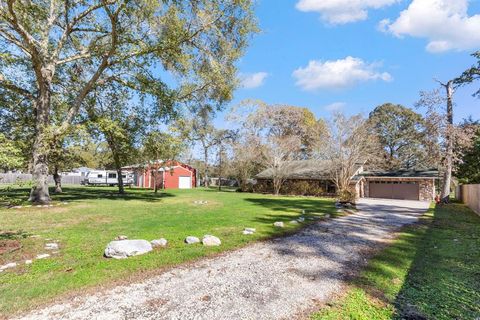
[16,198,429,320]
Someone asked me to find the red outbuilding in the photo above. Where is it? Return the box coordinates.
[122,160,197,190]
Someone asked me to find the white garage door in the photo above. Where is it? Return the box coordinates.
[178,176,192,189]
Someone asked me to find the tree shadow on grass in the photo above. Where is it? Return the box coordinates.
[244,197,335,215]
[392,203,480,320]
[0,186,176,206]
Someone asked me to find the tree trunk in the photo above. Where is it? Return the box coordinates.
[441,81,454,203]
[153,171,158,193]
[203,148,209,187]
[29,92,51,204]
[53,166,62,193]
[107,136,124,194]
[218,148,222,191]
[116,167,125,194]
[273,177,281,195]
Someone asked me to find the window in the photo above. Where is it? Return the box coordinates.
[97,174,103,178]
[122,174,126,179]
[108,173,117,178]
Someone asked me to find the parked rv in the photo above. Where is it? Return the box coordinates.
[83,170,134,186]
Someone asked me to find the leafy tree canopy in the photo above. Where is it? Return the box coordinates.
[368,103,428,170]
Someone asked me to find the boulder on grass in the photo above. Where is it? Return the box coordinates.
[185,236,200,244]
[151,238,168,247]
[104,240,152,259]
[202,235,221,246]
[273,221,284,228]
[242,228,256,235]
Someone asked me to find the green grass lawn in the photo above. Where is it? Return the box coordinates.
[0,186,335,317]
[311,202,480,320]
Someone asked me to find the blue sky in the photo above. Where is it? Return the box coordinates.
[217,0,480,127]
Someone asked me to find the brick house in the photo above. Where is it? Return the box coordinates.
[122,160,197,190]
[255,160,438,201]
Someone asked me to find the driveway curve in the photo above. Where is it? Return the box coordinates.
[16,198,430,320]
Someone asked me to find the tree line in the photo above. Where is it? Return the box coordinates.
[0,0,478,204]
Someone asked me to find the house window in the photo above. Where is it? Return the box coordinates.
[122,174,126,179]
[97,174,103,178]
[108,173,117,179]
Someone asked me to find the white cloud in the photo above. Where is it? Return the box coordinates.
[295,0,398,24]
[380,0,480,53]
[292,56,392,91]
[240,72,268,89]
[324,102,346,112]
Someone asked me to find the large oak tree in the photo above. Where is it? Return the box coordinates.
[0,0,256,203]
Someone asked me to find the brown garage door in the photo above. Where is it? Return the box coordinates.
[369,182,419,200]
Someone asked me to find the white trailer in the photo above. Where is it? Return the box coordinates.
[84,170,134,186]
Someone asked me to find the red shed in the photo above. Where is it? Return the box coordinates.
[123,161,197,190]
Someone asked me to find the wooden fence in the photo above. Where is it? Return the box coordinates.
[456,184,480,215]
[0,173,84,185]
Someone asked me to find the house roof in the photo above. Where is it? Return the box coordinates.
[255,160,363,180]
[256,159,439,181]
[361,169,439,178]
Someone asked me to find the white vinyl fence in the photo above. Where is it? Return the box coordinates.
[0,173,84,185]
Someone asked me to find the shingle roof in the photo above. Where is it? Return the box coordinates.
[361,169,439,178]
[255,160,363,180]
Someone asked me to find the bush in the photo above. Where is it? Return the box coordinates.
[337,189,356,203]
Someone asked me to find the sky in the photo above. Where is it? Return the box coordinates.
[216,0,480,127]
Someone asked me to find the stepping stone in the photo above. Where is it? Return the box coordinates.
[45,243,59,250]
[242,228,256,235]
[151,238,168,247]
[25,260,32,265]
[0,262,17,270]
[185,236,200,244]
[202,235,221,246]
[273,221,284,228]
[36,254,50,259]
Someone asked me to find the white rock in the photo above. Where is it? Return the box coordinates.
[202,235,221,246]
[273,221,284,228]
[10,206,22,209]
[45,243,59,250]
[0,262,17,270]
[242,230,254,235]
[297,217,305,222]
[36,254,50,259]
[25,260,33,265]
[325,214,331,218]
[290,220,299,224]
[244,228,256,233]
[185,236,200,244]
[104,240,153,259]
[151,238,168,247]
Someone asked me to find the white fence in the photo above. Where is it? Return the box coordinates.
[0,173,84,185]
[456,184,480,215]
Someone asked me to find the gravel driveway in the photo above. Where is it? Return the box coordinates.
[16,198,430,320]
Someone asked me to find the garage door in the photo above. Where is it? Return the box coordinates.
[178,176,192,189]
[369,182,419,200]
